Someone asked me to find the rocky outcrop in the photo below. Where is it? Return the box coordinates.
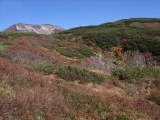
[4,23,65,35]
[93,53,119,70]
[72,52,120,73]
[124,51,158,68]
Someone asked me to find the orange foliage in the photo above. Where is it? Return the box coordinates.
[115,46,124,60]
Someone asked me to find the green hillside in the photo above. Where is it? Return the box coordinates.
[60,18,160,56]
[0,18,160,119]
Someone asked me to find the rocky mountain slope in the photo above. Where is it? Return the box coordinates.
[4,23,65,35]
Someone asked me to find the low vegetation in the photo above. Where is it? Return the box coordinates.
[0,18,160,119]
[0,31,39,40]
[61,18,160,56]
[56,65,104,84]
[142,67,160,78]
[34,63,55,74]
[112,67,144,83]
[56,44,93,58]
[0,42,8,52]
[57,47,84,58]
[33,63,104,84]
[0,57,156,119]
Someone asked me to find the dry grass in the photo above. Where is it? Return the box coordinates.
[0,33,160,119]
[1,57,158,119]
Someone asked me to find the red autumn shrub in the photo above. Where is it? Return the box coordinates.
[0,87,68,119]
[8,39,39,46]
[40,42,57,49]
[0,57,48,85]
[7,45,53,66]
[59,41,79,48]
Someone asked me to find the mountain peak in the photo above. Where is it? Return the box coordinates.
[4,23,65,35]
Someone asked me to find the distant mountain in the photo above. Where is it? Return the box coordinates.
[4,23,65,35]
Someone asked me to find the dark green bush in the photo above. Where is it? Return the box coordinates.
[60,18,160,55]
[56,65,104,84]
[0,42,8,52]
[52,34,67,40]
[141,68,160,78]
[112,67,143,83]
[116,114,130,120]
[118,18,160,25]
[56,47,84,58]
[56,44,93,58]
[34,63,55,74]
[32,63,104,84]
[0,31,39,40]
[78,44,93,57]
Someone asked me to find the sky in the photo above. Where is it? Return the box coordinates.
[0,0,160,31]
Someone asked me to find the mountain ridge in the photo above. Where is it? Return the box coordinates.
[4,23,65,35]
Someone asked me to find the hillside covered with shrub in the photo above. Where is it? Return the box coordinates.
[0,18,160,119]
[61,18,160,56]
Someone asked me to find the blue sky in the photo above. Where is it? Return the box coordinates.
[0,0,160,31]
